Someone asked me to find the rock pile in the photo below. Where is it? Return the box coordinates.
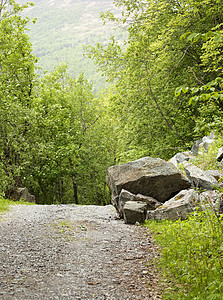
[107,135,223,224]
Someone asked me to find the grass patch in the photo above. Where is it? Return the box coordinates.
[0,196,35,213]
[145,210,223,299]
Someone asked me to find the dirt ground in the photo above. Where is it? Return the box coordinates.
[0,204,163,299]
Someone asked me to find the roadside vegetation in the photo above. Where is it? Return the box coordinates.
[145,210,223,299]
[145,142,223,299]
[0,197,35,213]
[190,136,223,171]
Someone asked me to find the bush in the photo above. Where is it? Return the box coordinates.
[145,209,223,299]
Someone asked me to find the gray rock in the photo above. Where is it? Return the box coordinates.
[201,136,215,153]
[9,187,36,203]
[135,194,162,210]
[191,138,203,156]
[199,190,223,214]
[107,157,190,205]
[191,135,214,156]
[169,152,193,167]
[216,147,223,162]
[147,189,199,220]
[118,189,162,218]
[204,170,223,181]
[123,201,147,224]
[119,189,135,218]
[183,162,218,190]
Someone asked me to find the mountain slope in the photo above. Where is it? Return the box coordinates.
[20,0,122,88]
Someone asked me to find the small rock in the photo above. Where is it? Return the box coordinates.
[147,189,199,220]
[216,147,223,162]
[123,201,147,224]
[183,162,218,190]
[204,170,223,181]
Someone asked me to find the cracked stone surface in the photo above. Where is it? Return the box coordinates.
[0,204,162,299]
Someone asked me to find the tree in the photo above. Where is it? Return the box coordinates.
[176,25,223,134]
[0,1,118,205]
[0,0,36,196]
[21,66,117,204]
[87,0,223,160]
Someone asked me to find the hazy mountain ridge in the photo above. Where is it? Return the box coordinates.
[19,0,122,88]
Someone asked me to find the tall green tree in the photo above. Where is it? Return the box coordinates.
[0,0,36,195]
[87,0,223,160]
[176,25,223,134]
[21,66,117,204]
[0,1,118,205]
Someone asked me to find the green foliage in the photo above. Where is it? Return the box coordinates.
[176,24,223,134]
[0,196,34,213]
[19,65,118,205]
[0,0,36,194]
[145,210,223,299]
[190,136,223,171]
[86,0,223,160]
[0,1,118,205]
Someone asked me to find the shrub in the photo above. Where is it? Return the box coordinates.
[145,209,223,299]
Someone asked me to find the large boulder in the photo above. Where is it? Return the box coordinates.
[9,187,36,203]
[107,157,191,208]
[147,189,199,220]
[183,162,218,190]
[147,189,223,221]
[123,201,147,224]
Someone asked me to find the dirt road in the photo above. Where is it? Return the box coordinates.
[0,205,161,299]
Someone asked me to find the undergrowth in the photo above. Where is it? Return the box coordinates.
[145,209,223,299]
[190,136,223,171]
[0,196,35,213]
[144,135,223,298]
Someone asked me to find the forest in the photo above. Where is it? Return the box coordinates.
[0,0,223,206]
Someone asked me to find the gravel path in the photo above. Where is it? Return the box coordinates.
[0,204,162,299]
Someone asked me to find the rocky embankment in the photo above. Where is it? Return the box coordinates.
[107,135,223,223]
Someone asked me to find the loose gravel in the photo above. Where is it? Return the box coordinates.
[0,204,162,299]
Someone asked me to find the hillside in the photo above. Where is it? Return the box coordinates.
[20,0,123,89]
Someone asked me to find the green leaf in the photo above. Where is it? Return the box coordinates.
[189,97,194,105]
[213,34,223,43]
[182,87,189,93]
[203,31,213,40]
[175,86,183,97]
[187,33,202,43]
[191,87,200,94]
[180,32,191,41]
